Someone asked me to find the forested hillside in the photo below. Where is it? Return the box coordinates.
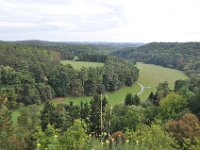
[115,42,200,78]
[0,41,138,108]
[1,41,200,150]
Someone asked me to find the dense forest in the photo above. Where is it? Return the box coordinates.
[115,42,200,79]
[0,41,139,108]
[1,41,200,150]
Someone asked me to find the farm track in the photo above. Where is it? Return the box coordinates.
[136,81,151,96]
[121,81,151,103]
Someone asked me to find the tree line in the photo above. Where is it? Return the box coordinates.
[115,42,200,79]
[1,41,200,149]
[1,79,200,149]
[0,42,138,109]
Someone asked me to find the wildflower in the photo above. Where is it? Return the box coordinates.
[111,138,114,141]
[37,143,41,147]
[126,139,130,143]
[118,134,121,137]
[106,140,110,144]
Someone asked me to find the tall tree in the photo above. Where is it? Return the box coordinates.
[89,95,107,136]
[159,92,188,121]
[40,102,56,130]
[124,93,134,106]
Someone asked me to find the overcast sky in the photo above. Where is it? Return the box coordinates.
[0,0,200,42]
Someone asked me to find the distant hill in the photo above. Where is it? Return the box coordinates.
[114,42,200,78]
[0,40,145,54]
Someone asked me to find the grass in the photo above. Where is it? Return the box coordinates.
[12,84,140,124]
[136,62,188,99]
[60,60,104,69]
[51,62,187,104]
[51,83,141,106]
[11,62,188,123]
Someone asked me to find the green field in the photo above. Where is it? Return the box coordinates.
[136,62,188,99]
[52,62,187,105]
[11,62,188,123]
[60,60,104,69]
[51,83,141,106]
[12,83,140,124]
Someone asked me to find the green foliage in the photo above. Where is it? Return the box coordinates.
[156,81,170,100]
[116,42,200,79]
[2,41,200,149]
[89,95,108,136]
[136,62,188,100]
[147,81,170,106]
[110,105,145,132]
[189,89,200,115]
[124,106,145,130]
[35,83,53,102]
[40,102,56,130]
[59,120,88,150]
[33,124,61,150]
[28,105,40,129]
[159,92,188,121]
[1,66,19,85]
[50,57,138,98]
[133,94,140,105]
[143,102,160,125]
[128,124,178,150]
[17,108,29,129]
[0,104,27,150]
[0,65,54,106]
[48,64,71,97]
[64,102,80,123]
[124,93,134,106]
[103,56,139,91]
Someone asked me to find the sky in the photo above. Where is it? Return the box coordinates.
[0,0,200,42]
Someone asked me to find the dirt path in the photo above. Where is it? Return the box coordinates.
[136,82,144,96]
[136,81,151,96]
[121,81,151,103]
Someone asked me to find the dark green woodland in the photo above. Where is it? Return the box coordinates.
[1,41,200,150]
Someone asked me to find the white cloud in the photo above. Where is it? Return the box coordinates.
[0,0,200,42]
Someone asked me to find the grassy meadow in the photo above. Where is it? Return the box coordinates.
[60,60,104,69]
[12,61,188,123]
[136,62,188,99]
[51,83,141,106]
[51,62,188,105]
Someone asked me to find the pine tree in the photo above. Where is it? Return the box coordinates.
[124,93,134,106]
[40,102,56,130]
[133,94,140,106]
[89,95,107,136]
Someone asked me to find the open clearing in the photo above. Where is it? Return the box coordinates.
[51,83,141,106]
[52,62,188,105]
[12,62,188,123]
[60,60,104,69]
[136,62,188,99]
[12,84,140,124]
